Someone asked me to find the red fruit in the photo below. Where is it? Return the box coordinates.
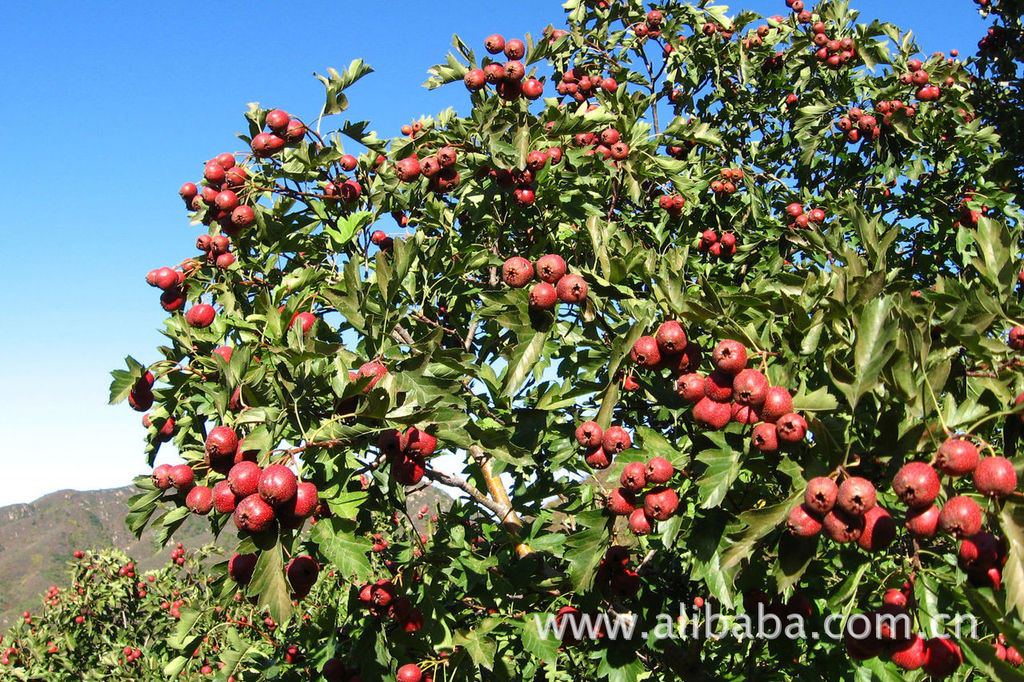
[628,508,653,535]
[225,165,247,187]
[464,69,486,91]
[405,427,438,458]
[822,509,864,543]
[731,402,760,424]
[891,635,927,670]
[760,386,793,423]
[502,257,534,288]
[357,361,387,389]
[392,453,426,485]
[169,464,194,491]
[893,461,941,508]
[556,274,588,304]
[258,465,297,506]
[205,426,238,459]
[732,369,769,406]
[787,504,823,536]
[286,555,320,589]
[703,369,733,402]
[186,486,213,515]
[607,487,636,515]
[786,202,804,218]
[645,457,674,484]
[152,267,178,290]
[234,494,275,533]
[212,481,237,514]
[214,190,239,212]
[751,423,778,452]
[179,182,198,201]
[711,340,748,374]
[923,638,962,678]
[529,282,558,310]
[883,589,908,608]
[228,461,261,497]
[675,373,705,402]
[396,664,423,682]
[395,157,421,182]
[504,38,525,59]
[228,553,257,584]
[204,162,226,184]
[630,336,662,368]
[621,462,646,492]
[251,132,285,157]
[775,413,807,443]
[693,397,731,429]
[602,426,632,454]
[152,464,172,489]
[535,254,567,283]
[265,109,290,132]
[905,504,941,538]
[837,477,877,516]
[959,532,999,570]
[185,304,216,328]
[936,438,979,476]
[575,421,603,448]
[484,34,505,54]
[655,321,688,355]
[974,456,1018,497]
[858,505,896,551]
[601,77,618,92]
[282,481,319,521]
[939,496,983,538]
[804,477,838,514]
[522,78,544,99]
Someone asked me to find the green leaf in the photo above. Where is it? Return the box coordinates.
[501,327,550,397]
[315,60,374,116]
[1000,501,1024,617]
[695,434,743,509]
[249,543,293,625]
[310,517,373,581]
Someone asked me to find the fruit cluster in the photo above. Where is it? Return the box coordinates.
[145,265,190,314]
[893,437,1017,588]
[606,456,679,537]
[378,427,439,486]
[571,127,631,162]
[195,233,235,269]
[484,158,553,206]
[574,420,633,470]
[710,168,743,195]
[394,145,460,195]
[356,579,424,633]
[554,67,618,103]
[783,201,827,229]
[788,476,895,552]
[501,254,590,309]
[463,35,543,102]
[836,102,916,144]
[251,108,306,158]
[179,152,256,235]
[697,229,737,259]
[657,193,686,217]
[170,542,186,566]
[807,20,858,69]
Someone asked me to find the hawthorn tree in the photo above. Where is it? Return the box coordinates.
[102,0,1024,679]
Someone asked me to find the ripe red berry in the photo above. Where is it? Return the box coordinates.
[938,495,983,538]
[529,282,558,310]
[575,421,603,448]
[974,456,1018,497]
[620,462,646,492]
[186,486,214,515]
[535,254,568,283]
[804,477,838,514]
[258,465,298,507]
[556,274,588,303]
[905,504,941,538]
[936,438,979,476]
[607,487,637,515]
[787,504,823,536]
[185,304,216,328]
[836,477,877,516]
[775,413,808,443]
[711,339,748,374]
[645,456,674,484]
[233,494,276,533]
[893,462,940,508]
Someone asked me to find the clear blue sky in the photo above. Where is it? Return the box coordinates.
[0,1,988,506]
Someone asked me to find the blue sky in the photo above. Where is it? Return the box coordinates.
[0,1,989,506]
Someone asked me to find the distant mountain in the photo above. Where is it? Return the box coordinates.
[0,484,452,629]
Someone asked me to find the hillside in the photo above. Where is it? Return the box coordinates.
[0,484,451,629]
